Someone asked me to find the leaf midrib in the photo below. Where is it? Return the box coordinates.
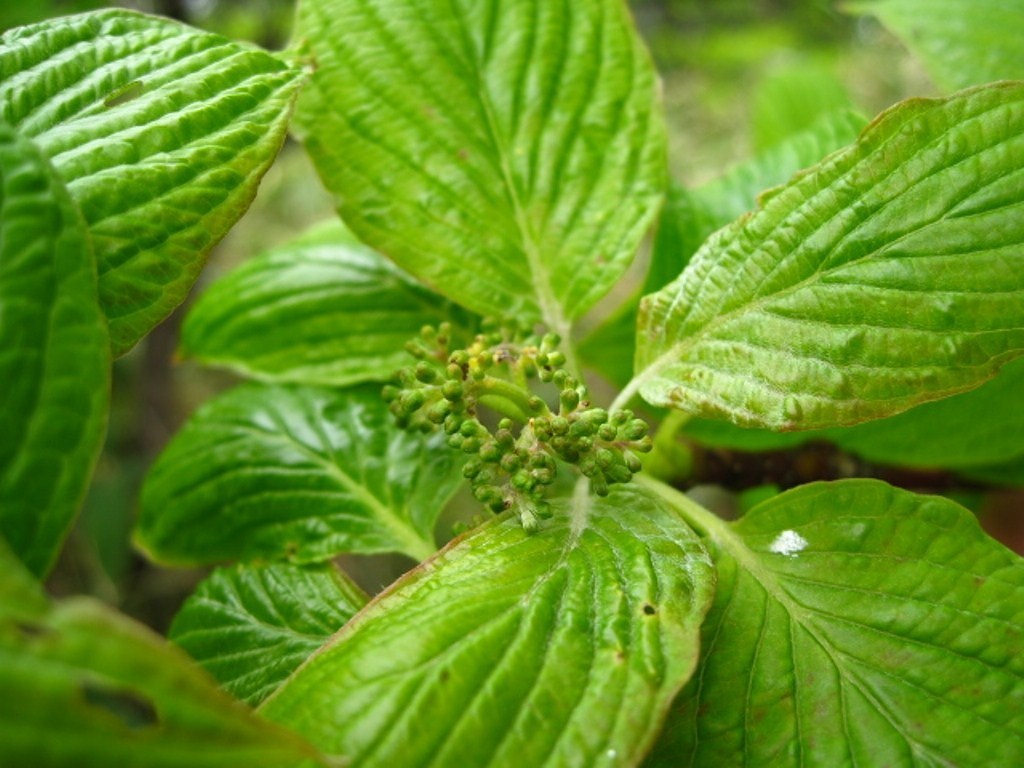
[640,477,950,762]
[227,420,435,561]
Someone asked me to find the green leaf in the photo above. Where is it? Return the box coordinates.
[633,83,1024,430]
[0,10,304,355]
[647,109,867,297]
[845,0,1024,91]
[293,0,665,338]
[136,384,464,564]
[644,478,1024,766]
[957,455,1024,488]
[170,561,368,707]
[0,549,327,767]
[261,485,715,767]
[751,66,856,152]
[827,355,1024,468]
[0,123,109,577]
[679,351,1024,463]
[581,109,866,389]
[181,222,474,386]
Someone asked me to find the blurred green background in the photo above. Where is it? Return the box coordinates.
[12,1,1012,632]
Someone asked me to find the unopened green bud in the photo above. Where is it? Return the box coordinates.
[560,388,579,412]
[460,419,484,438]
[442,379,464,401]
[495,428,515,449]
[546,350,566,368]
[592,476,610,497]
[405,340,427,359]
[596,448,616,470]
[463,459,483,479]
[532,467,555,485]
[427,400,450,424]
[500,453,522,473]
[414,362,437,383]
[511,470,534,490]
[473,485,501,505]
[479,441,502,463]
[570,419,598,438]
[444,414,462,434]
[399,389,426,413]
[606,464,633,484]
[598,424,618,441]
[610,409,632,426]
[622,419,648,441]
[624,452,642,473]
[449,350,469,367]
[551,416,570,436]
[381,385,401,402]
[447,434,464,449]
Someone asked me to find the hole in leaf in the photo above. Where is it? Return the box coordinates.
[82,681,158,729]
[642,603,656,616]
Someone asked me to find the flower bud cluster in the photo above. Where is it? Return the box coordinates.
[384,322,651,531]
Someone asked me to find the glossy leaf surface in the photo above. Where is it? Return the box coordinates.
[0,545,326,768]
[581,109,864,388]
[635,83,1024,430]
[846,0,1024,91]
[262,485,715,768]
[181,223,472,386]
[0,10,303,354]
[0,124,108,577]
[170,561,368,707]
[647,479,1024,766]
[136,384,463,564]
[646,109,867,297]
[293,0,665,336]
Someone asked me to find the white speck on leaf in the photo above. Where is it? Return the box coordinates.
[769,530,808,557]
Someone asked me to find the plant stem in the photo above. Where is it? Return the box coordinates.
[635,473,731,543]
[609,372,646,413]
[475,375,548,423]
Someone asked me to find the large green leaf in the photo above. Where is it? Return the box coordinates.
[0,10,304,355]
[0,123,108,577]
[827,354,1024,467]
[751,66,856,152]
[845,0,1024,91]
[633,83,1024,430]
[170,561,367,707]
[581,109,865,389]
[292,0,665,337]
[644,478,1024,766]
[0,545,327,768]
[261,485,715,767]
[646,109,867,297]
[181,222,474,386]
[136,384,464,564]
